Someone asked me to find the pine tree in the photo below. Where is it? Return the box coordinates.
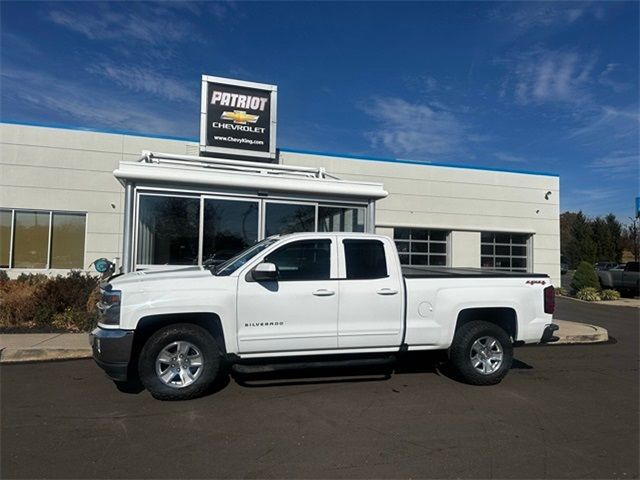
[566,211,596,268]
[604,214,623,263]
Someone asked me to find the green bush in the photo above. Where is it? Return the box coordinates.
[555,287,568,296]
[600,289,621,301]
[0,271,100,332]
[571,261,600,292]
[576,287,602,301]
[0,270,9,283]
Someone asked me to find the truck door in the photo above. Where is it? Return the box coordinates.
[237,238,339,353]
[337,238,404,348]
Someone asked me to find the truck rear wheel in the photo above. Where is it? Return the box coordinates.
[138,323,221,401]
[448,321,513,385]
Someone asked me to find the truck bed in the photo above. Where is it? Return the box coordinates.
[402,266,548,279]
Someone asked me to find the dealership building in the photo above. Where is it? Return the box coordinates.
[0,77,561,285]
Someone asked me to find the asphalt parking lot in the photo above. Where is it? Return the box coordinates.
[2,297,638,479]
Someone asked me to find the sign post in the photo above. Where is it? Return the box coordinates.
[200,75,277,161]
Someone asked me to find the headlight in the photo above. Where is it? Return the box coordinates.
[97,287,121,325]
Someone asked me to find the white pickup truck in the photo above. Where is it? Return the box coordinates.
[91,233,558,400]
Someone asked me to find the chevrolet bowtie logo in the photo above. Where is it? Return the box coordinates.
[221,110,259,125]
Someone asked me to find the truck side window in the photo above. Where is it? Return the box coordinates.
[343,239,388,279]
[265,240,331,281]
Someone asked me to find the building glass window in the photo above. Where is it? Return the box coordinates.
[481,232,529,272]
[0,210,11,268]
[133,192,369,269]
[137,195,200,266]
[394,228,448,266]
[50,213,86,269]
[202,198,259,268]
[13,211,50,268]
[1,209,87,270]
[318,206,365,233]
[265,203,315,237]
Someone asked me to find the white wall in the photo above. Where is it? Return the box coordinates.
[1,123,561,285]
[450,231,481,268]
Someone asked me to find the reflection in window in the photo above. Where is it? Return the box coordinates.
[137,196,200,265]
[265,203,315,237]
[318,206,365,233]
[0,210,11,268]
[481,232,529,272]
[265,240,331,281]
[202,199,259,268]
[394,228,448,266]
[51,213,86,269]
[13,211,50,268]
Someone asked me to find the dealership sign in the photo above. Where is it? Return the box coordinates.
[200,75,277,160]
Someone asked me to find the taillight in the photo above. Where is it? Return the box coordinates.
[544,285,555,314]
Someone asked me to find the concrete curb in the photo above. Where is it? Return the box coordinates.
[0,348,92,364]
[552,320,609,344]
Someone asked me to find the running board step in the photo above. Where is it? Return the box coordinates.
[231,356,396,374]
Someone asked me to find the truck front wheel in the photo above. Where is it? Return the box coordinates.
[448,321,513,385]
[138,323,221,401]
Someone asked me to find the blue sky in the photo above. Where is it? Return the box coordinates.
[1,1,638,220]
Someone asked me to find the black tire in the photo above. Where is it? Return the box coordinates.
[448,321,513,386]
[138,323,221,401]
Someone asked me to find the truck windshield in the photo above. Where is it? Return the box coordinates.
[213,238,279,276]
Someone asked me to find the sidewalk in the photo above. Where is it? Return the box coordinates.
[553,319,608,344]
[0,319,609,364]
[0,333,91,363]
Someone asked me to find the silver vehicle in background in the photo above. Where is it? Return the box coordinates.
[598,262,639,296]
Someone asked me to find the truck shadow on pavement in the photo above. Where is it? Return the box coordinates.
[112,352,536,395]
[231,352,535,389]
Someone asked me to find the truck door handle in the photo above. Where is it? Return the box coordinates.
[377,288,398,295]
[312,289,335,297]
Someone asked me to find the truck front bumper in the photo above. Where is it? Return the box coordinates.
[89,327,134,382]
[540,323,560,344]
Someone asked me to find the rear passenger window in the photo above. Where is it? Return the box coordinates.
[343,240,388,279]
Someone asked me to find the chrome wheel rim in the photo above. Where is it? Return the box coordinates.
[470,336,503,375]
[155,341,203,389]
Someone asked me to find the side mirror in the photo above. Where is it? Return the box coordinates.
[252,262,278,282]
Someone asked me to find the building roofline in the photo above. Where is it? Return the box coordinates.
[0,119,196,143]
[1,119,559,178]
[279,147,559,178]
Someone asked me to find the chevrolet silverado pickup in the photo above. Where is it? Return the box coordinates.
[91,233,557,400]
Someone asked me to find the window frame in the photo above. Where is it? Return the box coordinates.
[480,231,532,272]
[0,208,87,270]
[393,227,450,267]
[0,209,15,269]
[263,238,334,282]
[341,238,390,280]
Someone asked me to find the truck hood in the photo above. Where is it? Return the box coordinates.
[108,267,213,288]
